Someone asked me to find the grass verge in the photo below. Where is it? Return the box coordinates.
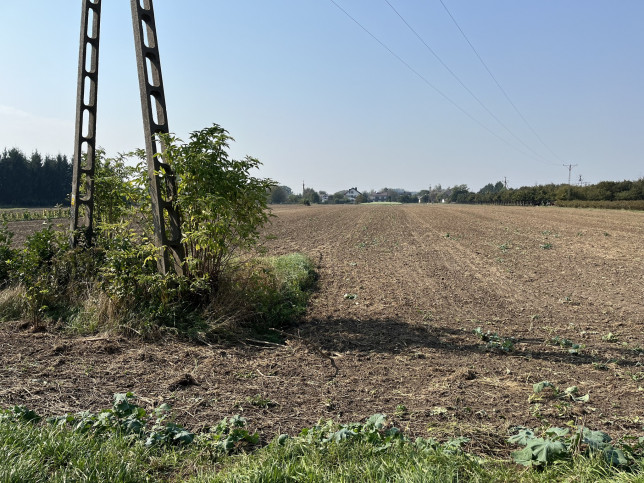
[1,404,642,483]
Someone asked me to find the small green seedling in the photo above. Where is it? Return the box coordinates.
[602,332,619,342]
[245,394,275,408]
[550,336,583,354]
[394,404,409,418]
[474,327,515,352]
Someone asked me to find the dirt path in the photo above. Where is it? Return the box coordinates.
[1,204,643,454]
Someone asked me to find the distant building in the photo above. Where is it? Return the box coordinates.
[345,187,361,202]
[370,192,388,202]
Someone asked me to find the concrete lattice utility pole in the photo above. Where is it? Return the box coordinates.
[69,0,101,247]
[70,0,184,275]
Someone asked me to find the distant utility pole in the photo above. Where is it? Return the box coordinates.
[302,180,305,196]
[503,177,508,189]
[563,163,578,185]
[563,163,578,201]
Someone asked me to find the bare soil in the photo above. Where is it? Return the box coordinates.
[2,205,643,455]
[6,219,65,247]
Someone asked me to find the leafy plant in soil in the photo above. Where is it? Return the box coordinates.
[508,425,636,468]
[531,381,589,403]
[196,414,260,454]
[47,392,194,447]
[473,327,515,352]
[550,335,584,354]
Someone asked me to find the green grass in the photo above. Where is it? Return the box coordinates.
[365,202,403,205]
[206,440,644,482]
[267,253,317,292]
[0,419,166,482]
[1,400,642,482]
[2,416,642,482]
[248,253,317,331]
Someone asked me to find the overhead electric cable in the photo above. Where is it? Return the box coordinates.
[438,0,563,164]
[384,0,551,164]
[327,0,544,163]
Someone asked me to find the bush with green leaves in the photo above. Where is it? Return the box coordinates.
[0,221,15,288]
[158,125,275,286]
[16,224,69,320]
[92,149,147,226]
[0,124,314,338]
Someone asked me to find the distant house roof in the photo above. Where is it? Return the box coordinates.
[345,187,361,200]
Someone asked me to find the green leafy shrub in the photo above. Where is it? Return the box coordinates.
[0,221,15,288]
[15,224,70,320]
[159,125,275,287]
[92,150,146,226]
[0,124,315,339]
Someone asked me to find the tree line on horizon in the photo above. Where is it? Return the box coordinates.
[0,148,72,207]
[269,178,644,208]
[1,146,642,209]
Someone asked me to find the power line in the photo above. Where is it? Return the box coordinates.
[438,0,563,164]
[383,0,551,164]
[326,0,547,162]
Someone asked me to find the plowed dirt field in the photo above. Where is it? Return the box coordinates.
[2,204,643,454]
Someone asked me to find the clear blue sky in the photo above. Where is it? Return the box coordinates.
[1,1,642,194]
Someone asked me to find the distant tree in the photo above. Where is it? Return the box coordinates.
[449,184,471,203]
[303,188,320,204]
[417,190,430,203]
[269,185,288,204]
[332,191,349,204]
[0,148,71,206]
[378,188,400,202]
[354,193,368,204]
[280,185,293,196]
[399,192,416,203]
[428,184,445,203]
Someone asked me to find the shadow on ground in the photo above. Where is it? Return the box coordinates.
[283,317,643,369]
